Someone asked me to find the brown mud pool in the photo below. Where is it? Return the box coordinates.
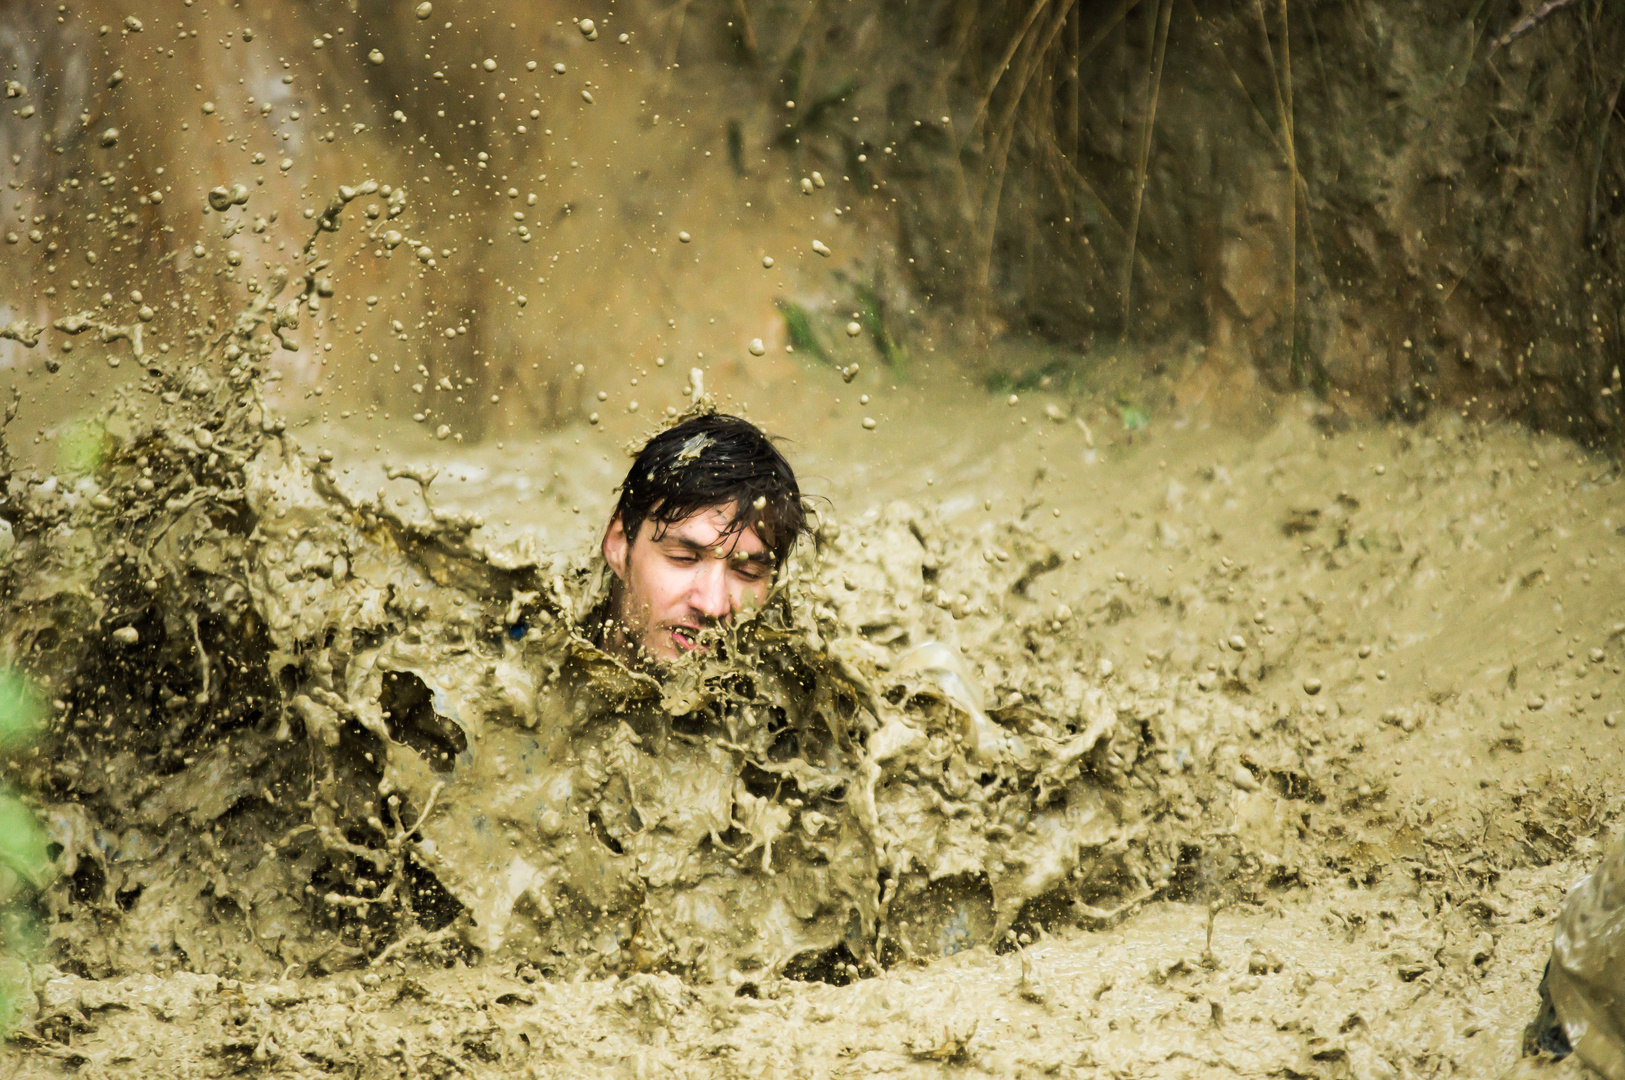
[0,248,1622,1078]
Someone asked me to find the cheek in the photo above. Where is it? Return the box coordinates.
[736,576,771,607]
[633,559,690,613]
[622,550,658,607]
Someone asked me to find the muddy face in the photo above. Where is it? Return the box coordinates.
[600,505,773,662]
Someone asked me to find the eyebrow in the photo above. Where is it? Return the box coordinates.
[665,535,774,565]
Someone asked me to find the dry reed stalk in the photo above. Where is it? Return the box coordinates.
[969,0,1141,146]
[773,0,824,77]
[933,0,983,108]
[1279,0,1298,372]
[1036,126,1159,288]
[661,0,695,90]
[965,0,1053,142]
[733,0,760,57]
[1018,0,1088,134]
[936,0,1144,329]
[970,25,1046,325]
[1588,66,1625,238]
[1180,0,1323,273]
[972,0,1078,328]
[1077,0,1149,83]
[1120,0,1172,325]
[1487,0,1580,56]
[1034,133,1113,282]
[1064,8,1080,160]
[1254,0,1299,371]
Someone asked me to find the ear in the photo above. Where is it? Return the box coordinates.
[602,514,631,581]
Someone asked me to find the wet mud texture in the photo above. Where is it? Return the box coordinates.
[0,216,1258,1019]
[0,865,1595,1079]
[0,380,1202,990]
[4,200,1625,1076]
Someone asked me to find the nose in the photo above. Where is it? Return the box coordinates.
[689,561,732,620]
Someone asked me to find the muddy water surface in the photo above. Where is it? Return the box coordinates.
[4,329,1624,1076]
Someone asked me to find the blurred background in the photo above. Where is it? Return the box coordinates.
[2,0,1624,452]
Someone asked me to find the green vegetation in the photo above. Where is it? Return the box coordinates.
[775,299,831,366]
[0,668,47,1034]
[981,354,1075,395]
[1118,403,1149,431]
[852,280,907,374]
[56,419,106,477]
[0,670,41,750]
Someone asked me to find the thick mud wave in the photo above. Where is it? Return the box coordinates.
[0,191,1294,989]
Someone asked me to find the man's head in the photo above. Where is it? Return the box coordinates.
[601,412,809,663]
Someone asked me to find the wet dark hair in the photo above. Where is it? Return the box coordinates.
[613,411,811,568]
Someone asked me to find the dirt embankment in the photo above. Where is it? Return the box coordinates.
[9,1,1625,455]
[749,0,1625,443]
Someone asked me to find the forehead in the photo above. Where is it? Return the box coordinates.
[641,504,768,554]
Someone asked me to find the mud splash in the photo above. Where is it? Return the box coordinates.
[8,261,1625,1073]
[0,190,1288,993]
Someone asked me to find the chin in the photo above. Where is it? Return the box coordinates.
[634,634,681,663]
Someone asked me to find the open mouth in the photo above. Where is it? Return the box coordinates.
[670,625,703,652]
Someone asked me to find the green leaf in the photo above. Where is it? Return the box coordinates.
[0,794,51,891]
[0,671,41,752]
[56,419,107,476]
